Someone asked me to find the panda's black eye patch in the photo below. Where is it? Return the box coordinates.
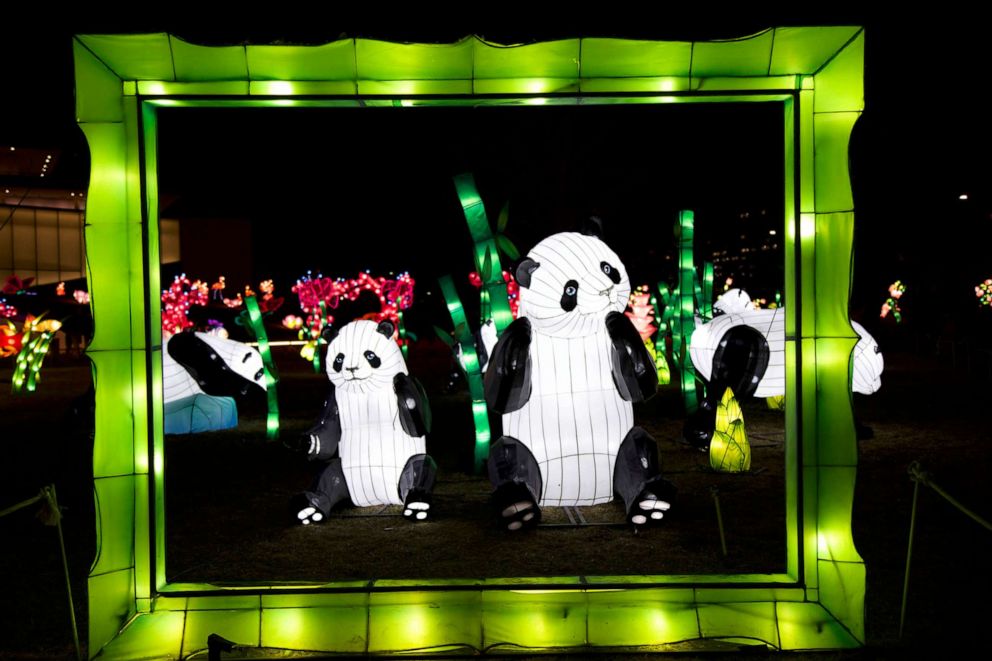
[332,353,345,372]
[364,350,381,368]
[242,352,252,363]
[254,368,264,381]
[561,279,579,312]
[600,261,621,284]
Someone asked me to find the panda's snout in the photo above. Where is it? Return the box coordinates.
[599,285,614,297]
[345,366,359,373]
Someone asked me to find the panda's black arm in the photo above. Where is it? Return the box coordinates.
[483,317,533,413]
[295,383,341,460]
[394,373,432,437]
[606,311,658,402]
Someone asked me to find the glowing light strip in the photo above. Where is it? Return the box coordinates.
[439,275,490,473]
[454,174,513,332]
[677,210,699,413]
[245,296,280,439]
[12,331,53,394]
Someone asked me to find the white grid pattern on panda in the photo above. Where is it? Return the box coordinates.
[521,233,631,339]
[504,330,634,507]
[688,308,786,398]
[327,321,424,507]
[851,321,883,394]
[163,353,201,402]
[507,232,634,507]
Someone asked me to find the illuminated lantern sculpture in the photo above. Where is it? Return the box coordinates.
[710,387,751,473]
[975,279,992,307]
[292,320,436,524]
[0,299,17,320]
[685,289,883,447]
[880,280,905,322]
[162,331,267,434]
[484,232,674,530]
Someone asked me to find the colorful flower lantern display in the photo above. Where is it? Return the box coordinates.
[880,280,906,322]
[282,315,304,330]
[625,285,670,384]
[484,232,674,530]
[975,279,992,307]
[73,290,90,304]
[161,275,208,334]
[291,320,435,525]
[1,320,24,357]
[0,298,17,319]
[292,271,415,364]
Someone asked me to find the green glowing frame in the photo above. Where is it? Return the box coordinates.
[76,29,865,658]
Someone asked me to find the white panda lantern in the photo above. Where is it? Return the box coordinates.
[163,331,267,402]
[688,289,884,398]
[294,319,436,524]
[162,331,267,434]
[484,232,675,530]
[684,288,884,447]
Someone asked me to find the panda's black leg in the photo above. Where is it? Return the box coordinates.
[398,454,437,522]
[292,458,350,525]
[614,427,676,528]
[488,436,543,531]
[682,394,718,451]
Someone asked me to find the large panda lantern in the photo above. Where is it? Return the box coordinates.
[484,232,675,530]
[294,319,436,524]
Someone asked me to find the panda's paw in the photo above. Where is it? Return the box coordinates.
[629,496,670,526]
[628,480,676,529]
[494,482,541,531]
[297,506,325,525]
[290,493,327,525]
[403,490,432,522]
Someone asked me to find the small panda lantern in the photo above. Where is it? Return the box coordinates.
[484,231,675,529]
[294,319,436,524]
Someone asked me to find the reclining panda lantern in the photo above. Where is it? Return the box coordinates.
[683,288,884,448]
[293,319,436,525]
[484,232,675,530]
[162,331,267,434]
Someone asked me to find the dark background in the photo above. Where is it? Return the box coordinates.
[2,11,988,341]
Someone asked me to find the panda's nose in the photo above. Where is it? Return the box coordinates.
[599,285,614,297]
[346,366,359,373]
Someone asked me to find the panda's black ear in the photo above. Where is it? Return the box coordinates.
[582,215,605,239]
[320,324,339,344]
[516,258,540,289]
[376,320,395,338]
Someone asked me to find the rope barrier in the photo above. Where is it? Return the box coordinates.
[900,461,992,640]
[0,485,82,660]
